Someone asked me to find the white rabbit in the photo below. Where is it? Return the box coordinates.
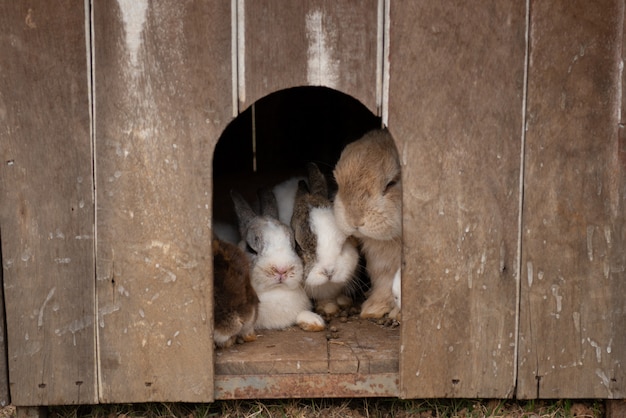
[288,163,359,316]
[333,129,402,319]
[231,188,325,332]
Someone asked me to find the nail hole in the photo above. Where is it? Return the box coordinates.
[145,382,152,387]
[38,383,46,389]
[452,379,460,385]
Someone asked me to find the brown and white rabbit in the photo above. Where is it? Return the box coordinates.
[212,236,259,348]
[333,128,402,319]
[289,163,359,316]
[231,189,326,332]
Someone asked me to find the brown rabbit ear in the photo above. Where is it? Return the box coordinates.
[306,162,328,198]
[292,180,310,229]
[291,180,316,255]
[257,187,279,219]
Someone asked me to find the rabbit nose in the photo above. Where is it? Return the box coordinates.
[274,267,289,281]
[323,269,334,280]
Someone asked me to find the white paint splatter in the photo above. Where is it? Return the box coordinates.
[551,285,563,319]
[117,0,148,68]
[527,261,533,287]
[586,225,594,261]
[305,10,340,88]
[477,251,487,276]
[604,225,612,248]
[55,257,71,264]
[158,266,177,283]
[595,369,614,397]
[117,285,130,297]
[38,287,56,327]
[21,248,33,262]
[55,316,93,346]
[98,304,121,328]
[572,312,581,334]
[588,338,602,363]
[234,0,245,109]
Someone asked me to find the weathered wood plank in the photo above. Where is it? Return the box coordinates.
[240,0,380,115]
[328,319,399,375]
[517,0,626,399]
[93,1,232,403]
[215,328,328,375]
[388,1,526,398]
[0,1,96,406]
[214,318,399,377]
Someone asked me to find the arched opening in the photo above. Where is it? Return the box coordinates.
[213,86,381,223]
[211,87,400,398]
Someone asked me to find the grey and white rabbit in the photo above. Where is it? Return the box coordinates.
[333,129,402,319]
[231,189,325,331]
[288,163,359,316]
[212,236,259,348]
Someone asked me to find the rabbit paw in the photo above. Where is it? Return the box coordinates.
[360,293,396,319]
[240,332,257,343]
[296,310,326,332]
[388,306,401,321]
[336,294,353,308]
[316,300,340,316]
[214,335,236,349]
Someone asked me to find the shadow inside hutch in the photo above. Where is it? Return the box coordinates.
[212,87,400,398]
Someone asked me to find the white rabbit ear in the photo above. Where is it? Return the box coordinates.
[230,190,256,237]
[258,188,279,219]
[306,162,328,198]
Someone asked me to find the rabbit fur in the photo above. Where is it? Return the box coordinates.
[289,163,359,315]
[333,128,402,319]
[212,237,259,348]
[231,189,325,332]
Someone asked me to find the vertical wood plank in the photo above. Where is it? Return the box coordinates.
[0,1,96,405]
[94,0,232,403]
[241,0,380,114]
[518,0,626,399]
[388,1,526,398]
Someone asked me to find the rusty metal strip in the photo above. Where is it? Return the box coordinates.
[215,373,399,399]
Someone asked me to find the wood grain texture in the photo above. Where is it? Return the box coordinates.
[0,1,96,405]
[517,0,626,399]
[388,1,526,398]
[93,0,232,403]
[214,318,398,377]
[240,0,380,114]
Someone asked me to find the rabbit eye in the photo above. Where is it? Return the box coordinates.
[384,176,400,194]
[246,243,258,256]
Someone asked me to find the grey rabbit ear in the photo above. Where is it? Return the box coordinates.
[306,162,328,198]
[257,187,279,219]
[230,190,256,236]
